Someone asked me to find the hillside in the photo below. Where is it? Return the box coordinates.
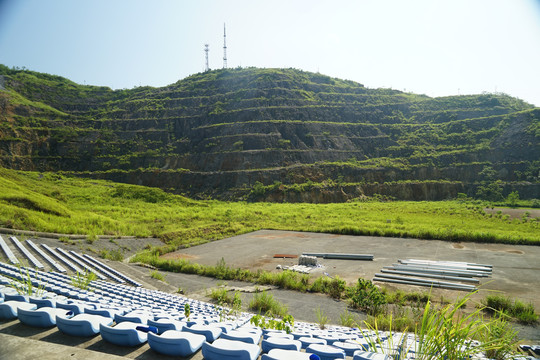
[0,65,538,201]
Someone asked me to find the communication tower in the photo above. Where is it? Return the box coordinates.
[204,44,210,72]
[223,23,228,69]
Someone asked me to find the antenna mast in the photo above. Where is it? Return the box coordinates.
[223,23,228,69]
[204,44,210,72]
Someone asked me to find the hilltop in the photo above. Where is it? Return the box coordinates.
[0,65,538,201]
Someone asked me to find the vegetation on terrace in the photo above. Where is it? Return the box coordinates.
[1,65,538,201]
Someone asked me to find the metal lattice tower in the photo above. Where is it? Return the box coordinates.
[204,44,210,72]
[223,23,228,69]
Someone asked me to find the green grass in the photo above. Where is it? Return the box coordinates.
[482,294,539,324]
[0,167,538,247]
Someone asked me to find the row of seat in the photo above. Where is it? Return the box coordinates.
[0,237,139,285]
[0,260,477,360]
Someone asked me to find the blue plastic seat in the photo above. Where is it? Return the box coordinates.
[202,338,261,360]
[85,307,122,318]
[147,318,186,333]
[299,336,327,349]
[17,306,70,328]
[0,301,37,320]
[114,310,152,324]
[183,323,222,342]
[56,301,88,315]
[261,349,320,360]
[4,293,28,302]
[29,297,56,308]
[99,321,154,346]
[148,330,206,357]
[221,329,262,344]
[306,344,346,360]
[57,313,113,337]
[353,350,392,360]
[262,336,302,353]
[332,341,369,356]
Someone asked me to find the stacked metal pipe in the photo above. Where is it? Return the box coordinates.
[373,258,492,291]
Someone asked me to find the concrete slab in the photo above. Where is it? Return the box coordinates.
[165,230,540,309]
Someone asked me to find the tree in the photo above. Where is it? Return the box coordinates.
[506,191,519,207]
[476,181,504,202]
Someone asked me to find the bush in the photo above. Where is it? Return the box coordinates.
[347,279,387,315]
[309,275,345,298]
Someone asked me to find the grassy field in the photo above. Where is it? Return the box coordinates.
[0,167,538,251]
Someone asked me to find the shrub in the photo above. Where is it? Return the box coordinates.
[347,279,387,315]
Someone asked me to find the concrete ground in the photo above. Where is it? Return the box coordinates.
[164,229,540,310]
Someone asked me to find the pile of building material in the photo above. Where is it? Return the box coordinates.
[373,259,492,291]
[279,264,314,274]
[276,255,321,274]
[302,252,374,261]
[298,255,318,266]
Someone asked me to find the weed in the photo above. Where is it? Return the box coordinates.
[150,269,166,282]
[59,236,75,245]
[315,306,328,329]
[339,309,359,328]
[7,265,46,296]
[363,293,519,359]
[477,313,519,360]
[250,314,294,334]
[99,249,124,261]
[71,271,96,291]
[249,291,288,317]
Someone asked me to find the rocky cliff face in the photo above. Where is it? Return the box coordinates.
[0,65,538,201]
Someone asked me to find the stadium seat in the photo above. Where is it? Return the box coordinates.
[147,330,205,357]
[56,313,113,336]
[202,338,261,360]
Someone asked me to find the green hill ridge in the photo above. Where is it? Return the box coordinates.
[0,65,538,201]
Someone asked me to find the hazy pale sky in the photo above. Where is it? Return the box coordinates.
[1,0,539,106]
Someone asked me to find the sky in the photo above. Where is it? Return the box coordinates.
[1,0,540,106]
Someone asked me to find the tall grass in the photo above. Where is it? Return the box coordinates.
[248,291,288,317]
[0,168,538,246]
[363,293,520,360]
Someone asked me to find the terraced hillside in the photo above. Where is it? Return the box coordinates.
[0,65,538,201]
